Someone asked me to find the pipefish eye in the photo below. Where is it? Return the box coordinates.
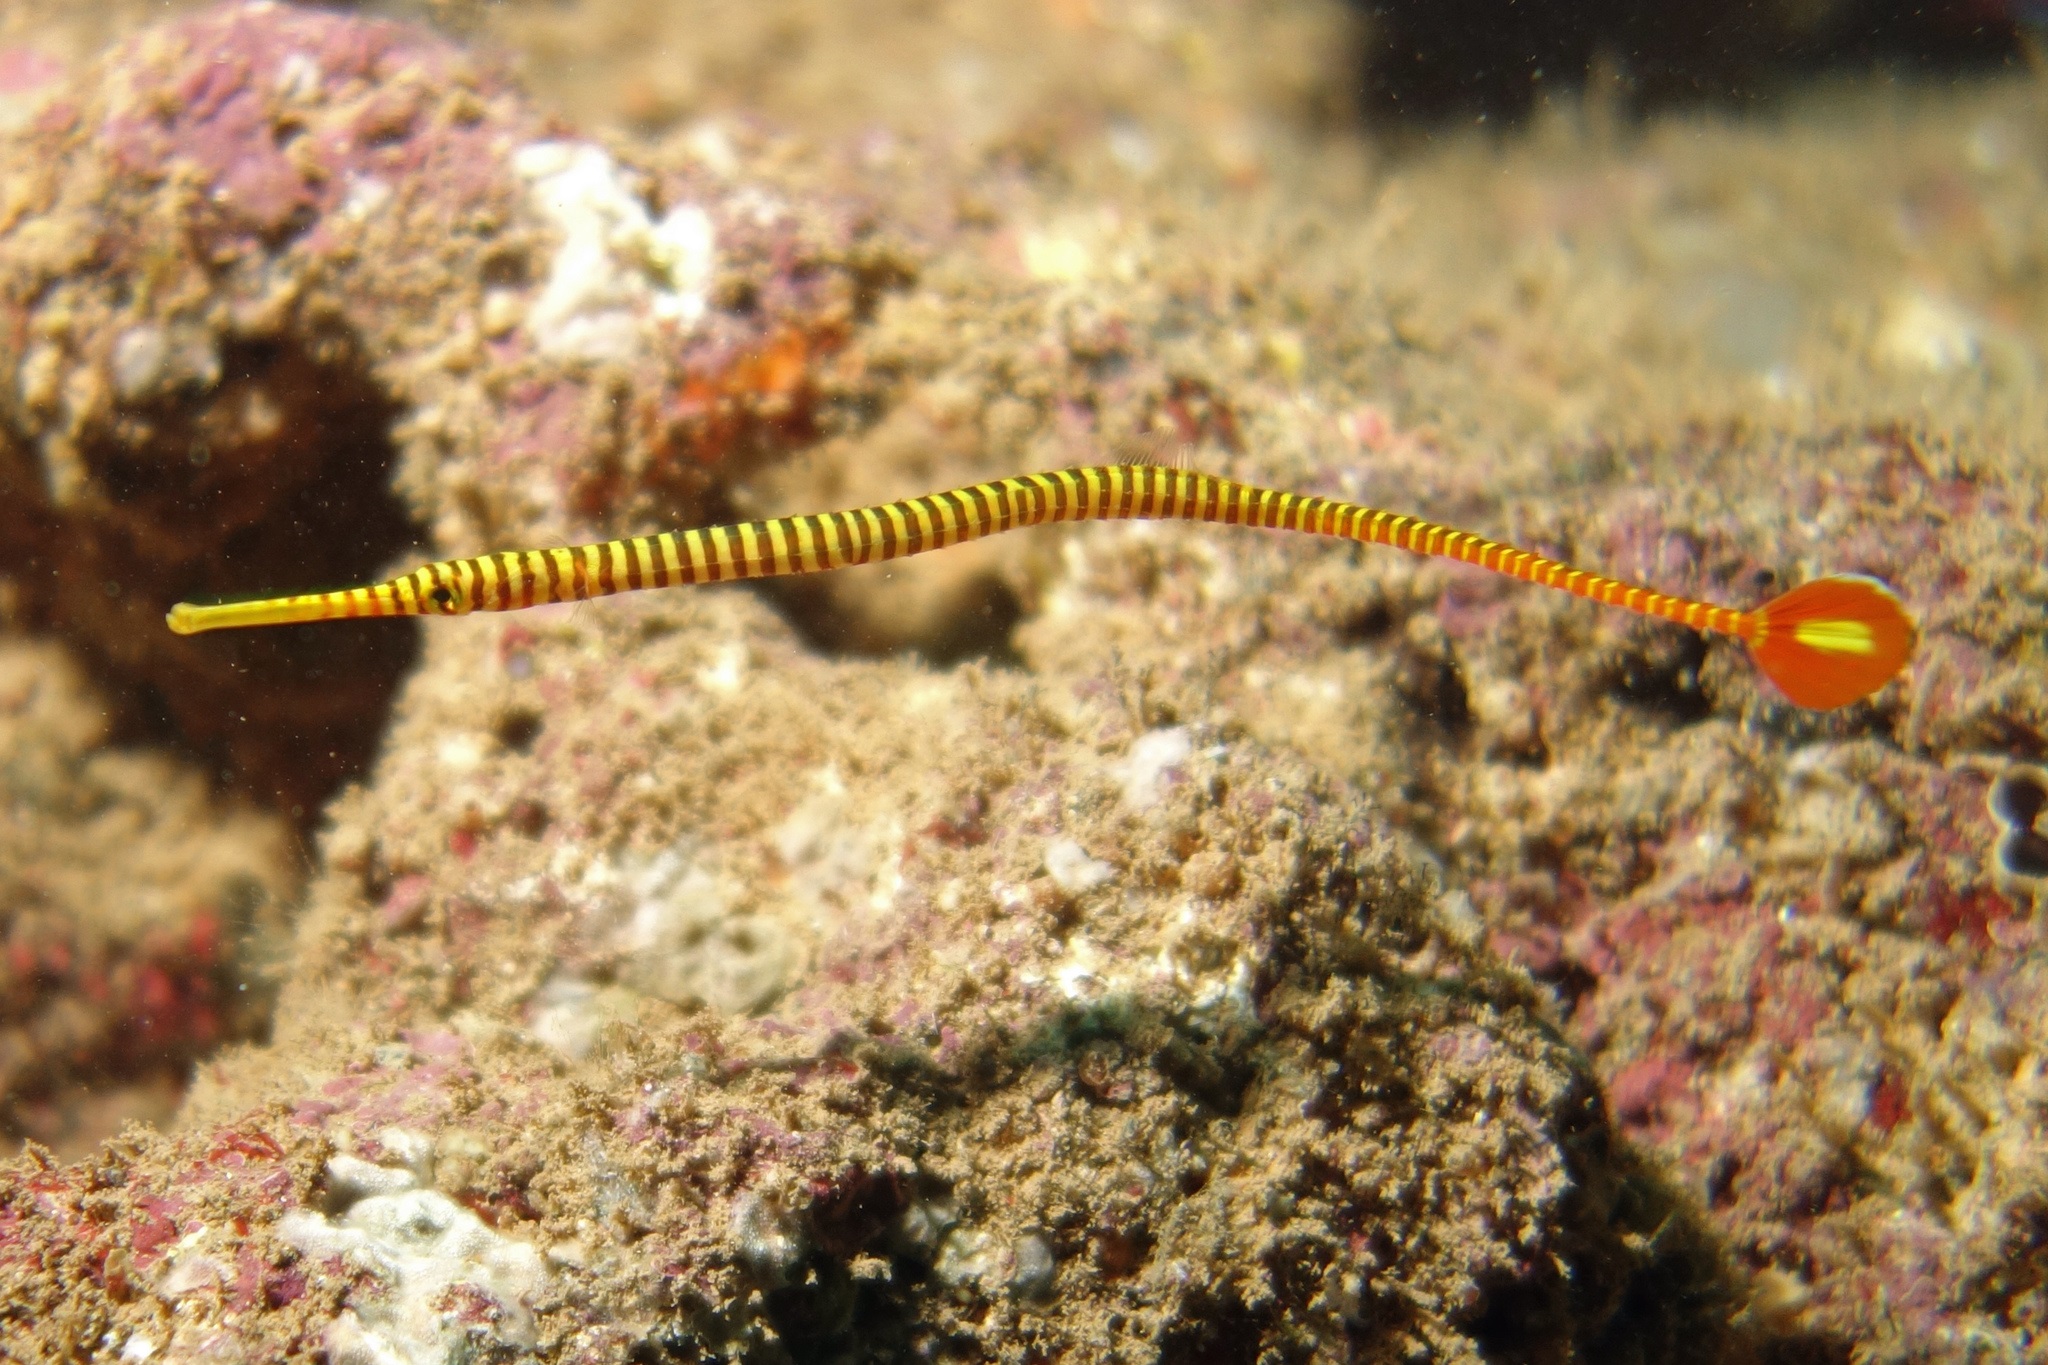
[429,586,457,610]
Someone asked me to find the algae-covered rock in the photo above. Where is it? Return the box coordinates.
[4,583,1721,1362]
[0,0,892,811]
[5,1,2048,1362]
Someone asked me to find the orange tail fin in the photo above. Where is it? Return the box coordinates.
[1748,574,1915,711]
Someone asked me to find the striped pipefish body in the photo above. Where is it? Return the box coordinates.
[166,463,1916,711]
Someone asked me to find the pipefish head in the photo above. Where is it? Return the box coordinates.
[420,577,476,617]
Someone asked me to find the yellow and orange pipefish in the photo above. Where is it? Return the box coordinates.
[167,464,1914,711]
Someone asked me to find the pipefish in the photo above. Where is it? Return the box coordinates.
[166,463,1914,710]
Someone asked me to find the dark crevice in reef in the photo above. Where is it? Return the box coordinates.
[764,569,1028,670]
[763,1253,923,1365]
[0,333,420,823]
[1605,625,1715,725]
[671,479,1029,671]
[1354,0,2030,130]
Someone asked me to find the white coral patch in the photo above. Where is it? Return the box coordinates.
[526,970,640,1061]
[278,1188,546,1365]
[325,1154,419,1203]
[578,841,796,1014]
[511,140,717,365]
[774,765,903,921]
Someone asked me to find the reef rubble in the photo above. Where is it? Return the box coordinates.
[2,2,2048,1362]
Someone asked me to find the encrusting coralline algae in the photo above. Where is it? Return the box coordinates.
[4,1,2048,1361]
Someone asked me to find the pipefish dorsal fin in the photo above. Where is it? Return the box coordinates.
[1124,427,1195,471]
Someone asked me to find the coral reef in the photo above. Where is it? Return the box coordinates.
[3,591,1735,1362]
[0,0,893,811]
[2,0,2047,1362]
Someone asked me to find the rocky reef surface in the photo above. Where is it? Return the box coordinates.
[2,2,2047,1362]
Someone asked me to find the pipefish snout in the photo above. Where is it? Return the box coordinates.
[165,463,1915,711]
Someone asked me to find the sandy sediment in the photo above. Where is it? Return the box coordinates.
[2,1,2048,1361]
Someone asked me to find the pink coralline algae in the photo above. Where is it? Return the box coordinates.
[0,1121,322,1354]
[1473,726,2048,1354]
[99,4,481,245]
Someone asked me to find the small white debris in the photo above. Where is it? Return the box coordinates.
[933,1226,999,1287]
[1052,936,1103,1001]
[479,287,525,339]
[371,1041,415,1069]
[898,1195,959,1255]
[526,971,599,1060]
[1875,288,1980,373]
[17,341,61,412]
[1113,727,1192,810]
[544,1238,590,1270]
[1436,889,1484,947]
[156,1230,233,1300]
[1106,117,1158,175]
[1007,1234,1058,1299]
[682,119,740,178]
[119,1336,157,1363]
[585,841,797,1014]
[435,734,483,772]
[340,175,393,223]
[1021,230,1091,284]
[696,641,746,693]
[1043,838,1115,894]
[1802,1034,1884,1134]
[110,324,220,402]
[732,1186,806,1276]
[376,1128,437,1186]
[274,51,322,102]
[110,327,167,401]
[525,971,639,1060]
[772,766,887,917]
[646,205,715,324]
